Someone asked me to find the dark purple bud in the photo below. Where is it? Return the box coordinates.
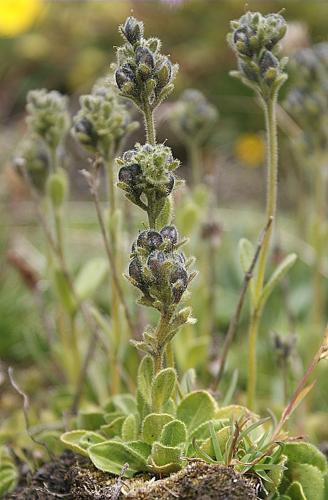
[160,225,178,246]
[115,69,129,90]
[136,46,155,69]
[137,230,163,252]
[147,250,165,273]
[118,163,142,184]
[122,17,143,45]
[165,173,175,195]
[259,50,278,76]
[233,27,254,57]
[129,257,143,283]
[74,117,97,147]
[170,264,188,288]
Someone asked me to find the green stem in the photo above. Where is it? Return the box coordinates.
[105,153,121,393]
[247,311,260,409]
[247,94,278,410]
[254,95,278,298]
[143,102,156,146]
[154,312,171,373]
[313,156,326,327]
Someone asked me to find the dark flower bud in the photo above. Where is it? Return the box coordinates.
[170,264,188,288]
[160,225,178,246]
[259,50,278,78]
[239,61,259,82]
[129,257,147,293]
[165,173,175,195]
[115,64,135,90]
[136,46,155,69]
[122,149,136,162]
[137,230,163,252]
[170,264,188,303]
[264,13,287,50]
[73,117,97,147]
[118,163,142,185]
[122,16,143,45]
[233,27,254,57]
[147,250,165,273]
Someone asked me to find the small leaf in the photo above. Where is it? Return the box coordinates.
[75,258,108,301]
[142,413,173,444]
[198,426,230,460]
[259,253,297,311]
[156,196,173,229]
[88,440,147,477]
[46,169,68,209]
[215,405,252,421]
[160,420,187,447]
[0,449,18,497]
[177,391,217,434]
[122,415,138,442]
[238,238,255,301]
[285,463,324,500]
[53,268,77,315]
[283,442,327,473]
[151,368,177,411]
[77,410,106,430]
[101,417,125,439]
[137,356,154,407]
[150,442,182,468]
[285,481,306,500]
[60,430,106,457]
[180,369,196,395]
[104,394,137,415]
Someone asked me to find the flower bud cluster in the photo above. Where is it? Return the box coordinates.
[72,79,138,158]
[26,89,70,150]
[285,43,328,152]
[127,225,193,310]
[13,137,50,192]
[117,143,180,222]
[228,11,288,99]
[114,16,178,110]
[170,89,218,144]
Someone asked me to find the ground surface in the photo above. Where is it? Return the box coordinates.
[7,451,258,499]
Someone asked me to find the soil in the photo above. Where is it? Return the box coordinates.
[7,451,259,499]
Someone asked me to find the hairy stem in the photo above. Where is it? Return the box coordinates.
[247,94,278,409]
[312,155,326,327]
[143,102,156,146]
[105,153,121,394]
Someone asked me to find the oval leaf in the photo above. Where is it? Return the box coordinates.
[177,390,217,434]
[88,440,147,477]
[151,368,177,412]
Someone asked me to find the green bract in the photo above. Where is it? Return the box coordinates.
[26,89,70,150]
[227,11,288,100]
[72,79,138,158]
[115,16,178,112]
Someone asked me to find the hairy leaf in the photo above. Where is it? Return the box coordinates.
[60,430,106,457]
[142,413,173,444]
[177,391,217,434]
[88,440,148,477]
[160,420,187,447]
[151,368,176,411]
[137,356,154,407]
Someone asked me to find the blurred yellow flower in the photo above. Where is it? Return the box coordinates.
[0,0,43,37]
[235,133,265,168]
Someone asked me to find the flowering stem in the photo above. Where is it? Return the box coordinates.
[105,151,121,394]
[312,154,326,327]
[143,102,156,146]
[247,94,278,410]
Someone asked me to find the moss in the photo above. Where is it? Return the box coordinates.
[8,453,257,499]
